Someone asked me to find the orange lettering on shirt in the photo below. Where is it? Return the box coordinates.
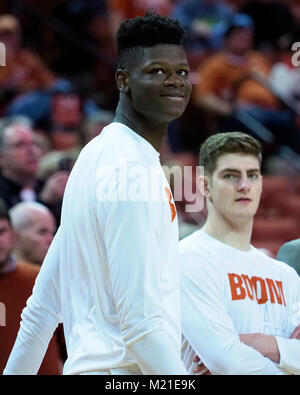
[251,276,268,304]
[228,273,287,306]
[266,279,286,307]
[228,273,246,301]
[241,275,254,300]
[165,187,176,222]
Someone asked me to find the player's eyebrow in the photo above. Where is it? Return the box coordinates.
[143,61,190,70]
[219,168,260,174]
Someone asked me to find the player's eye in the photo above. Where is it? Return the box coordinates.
[178,69,189,77]
[151,68,164,75]
[248,173,259,179]
[224,173,237,179]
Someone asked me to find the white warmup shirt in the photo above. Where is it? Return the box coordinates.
[180,230,300,375]
[4,122,187,375]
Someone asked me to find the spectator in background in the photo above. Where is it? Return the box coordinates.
[0,14,69,126]
[0,13,100,135]
[0,117,42,208]
[0,117,69,224]
[171,0,234,52]
[0,14,57,107]
[10,202,56,266]
[0,199,62,374]
[192,13,300,156]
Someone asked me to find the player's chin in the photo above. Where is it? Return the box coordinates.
[162,107,187,122]
[232,205,257,218]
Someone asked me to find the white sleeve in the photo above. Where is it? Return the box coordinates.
[98,166,187,375]
[180,254,287,375]
[275,337,300,375]
[3,228,62,375]
[275,273,300,375]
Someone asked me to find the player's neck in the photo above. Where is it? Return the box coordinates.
[114,101,168,152]
[202,215,253,251]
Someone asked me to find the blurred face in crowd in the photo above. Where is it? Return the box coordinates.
[15,209,56,265]
[226,27,254,56]
[0,124,42,182]
[0,219,15,270]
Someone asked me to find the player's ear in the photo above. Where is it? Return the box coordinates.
[115,69,129,93]
[197,175,210,198]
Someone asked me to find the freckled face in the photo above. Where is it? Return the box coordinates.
[124,44,192,124]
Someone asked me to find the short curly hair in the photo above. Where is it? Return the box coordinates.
[116,11,186,69]
[200,132,262,177]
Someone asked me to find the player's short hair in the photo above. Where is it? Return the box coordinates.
[0,198,11,224]
[116,11,186,69]
[199,132,262,177]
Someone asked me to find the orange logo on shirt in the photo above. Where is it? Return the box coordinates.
[165,187,176,222]
[228,273,286,306]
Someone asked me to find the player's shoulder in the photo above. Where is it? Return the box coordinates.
[179,230,223,283]
[86,122,137,153]
[254,246,299,278]
[95,122,155,166]
[179,229,218,268]
[179,229,217,254]
[179,229,205,253]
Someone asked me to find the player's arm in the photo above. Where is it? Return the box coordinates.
[3,229,62,375]
[98,163,187,375]
[239,325,300,375]
[181,254,287,375]
[275,273,300,375]
[239,333,280,362]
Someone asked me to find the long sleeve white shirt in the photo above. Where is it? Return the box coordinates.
[180,230,300,375]
[4,122,187,375]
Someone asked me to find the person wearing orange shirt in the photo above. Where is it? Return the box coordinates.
[193,14,300,155]
[9,202,56,267]
[0,199,62,374]
[0,15,57,116]
[0,14,76,128]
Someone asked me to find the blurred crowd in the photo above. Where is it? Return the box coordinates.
[0,0,300,374]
